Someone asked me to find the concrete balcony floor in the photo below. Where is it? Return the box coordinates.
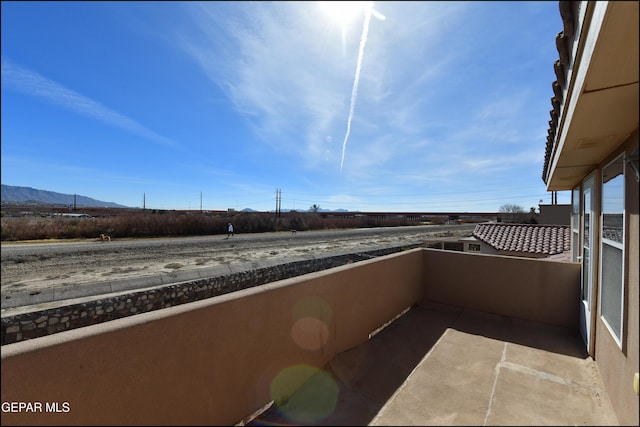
[246,302,618,426]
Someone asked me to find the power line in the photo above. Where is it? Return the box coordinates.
[280,186,567,200]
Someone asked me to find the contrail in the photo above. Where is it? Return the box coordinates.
[340,3,373,173]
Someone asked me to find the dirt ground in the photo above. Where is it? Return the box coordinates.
[1,224,475,307]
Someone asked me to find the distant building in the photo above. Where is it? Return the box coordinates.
[466,223,571,261]
[55,213,92,218]
[537,203,571,225]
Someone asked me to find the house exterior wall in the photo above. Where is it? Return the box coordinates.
[592,134,639,426]
[478,241,498,255]
[544,1,639,422]
[466,238,562,260]
[538,204,571,225]
[461,238,482,253]
[495,250,549,259]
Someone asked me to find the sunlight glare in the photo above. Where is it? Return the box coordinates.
[319,1,368,26]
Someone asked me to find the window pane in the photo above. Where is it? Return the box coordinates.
[584,211,590,246]
[602,159,624,244]
[601,243,623,339]
[582,248,589,302]
[572,187,580,262]
[601,156,624,342]
[572,187,580,230]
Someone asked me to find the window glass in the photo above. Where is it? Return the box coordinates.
[601,243,623,337]
[600,156,624,343]
[572,187,580,226]
[572,187,580,261]
[602,159,624,246]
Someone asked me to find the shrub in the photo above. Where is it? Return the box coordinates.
[0,210,417,241]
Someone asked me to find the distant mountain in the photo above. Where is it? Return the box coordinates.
[265,208,352,213]
[1,185,129,208]
[316,208,350,212]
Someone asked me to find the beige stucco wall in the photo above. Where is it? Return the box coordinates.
[538,204,572,225]
[478,241,499,255]
[5,244,630,425]
[421,249,580,329]
[0,249,424,426]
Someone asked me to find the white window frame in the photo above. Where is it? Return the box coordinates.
[468,243,480,252]
[599,154,625,347]
[572,186,581,262]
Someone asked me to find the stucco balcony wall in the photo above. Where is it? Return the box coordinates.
[421,248,580,329]
[1,248,581,426]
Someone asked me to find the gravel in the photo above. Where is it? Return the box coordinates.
[1,224,475,301]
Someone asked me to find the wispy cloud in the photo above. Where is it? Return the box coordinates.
[340,2,374,173]
[147,1,555,210]
[1,154,173,188]
[0,1,569,211]
[174,2,467,176]
[1,59,178,148]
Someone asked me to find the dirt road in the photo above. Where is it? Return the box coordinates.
[1,224,475,306]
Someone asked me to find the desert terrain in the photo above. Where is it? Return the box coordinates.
[1,224,475,312]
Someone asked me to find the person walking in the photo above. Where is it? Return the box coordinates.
[226,222,234,239]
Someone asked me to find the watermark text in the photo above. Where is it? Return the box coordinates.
[1,401,70,413]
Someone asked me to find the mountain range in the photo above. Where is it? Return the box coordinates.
[1,185,129,208]
[0,185,351,212]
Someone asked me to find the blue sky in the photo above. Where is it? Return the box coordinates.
[1,1,570,212]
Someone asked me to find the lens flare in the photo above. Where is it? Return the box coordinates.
[269,365,339,425]
[291,296,332,351]
[291,317,330,351]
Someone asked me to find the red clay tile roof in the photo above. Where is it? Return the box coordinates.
[543,1,580,184]
[473,223,571,256]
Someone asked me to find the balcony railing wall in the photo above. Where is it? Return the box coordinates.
[1,249,580,426]
[422,249,580,329]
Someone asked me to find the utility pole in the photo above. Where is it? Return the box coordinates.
[275,188,282,218]
[200,191,203,213]
[143,193,146,211]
